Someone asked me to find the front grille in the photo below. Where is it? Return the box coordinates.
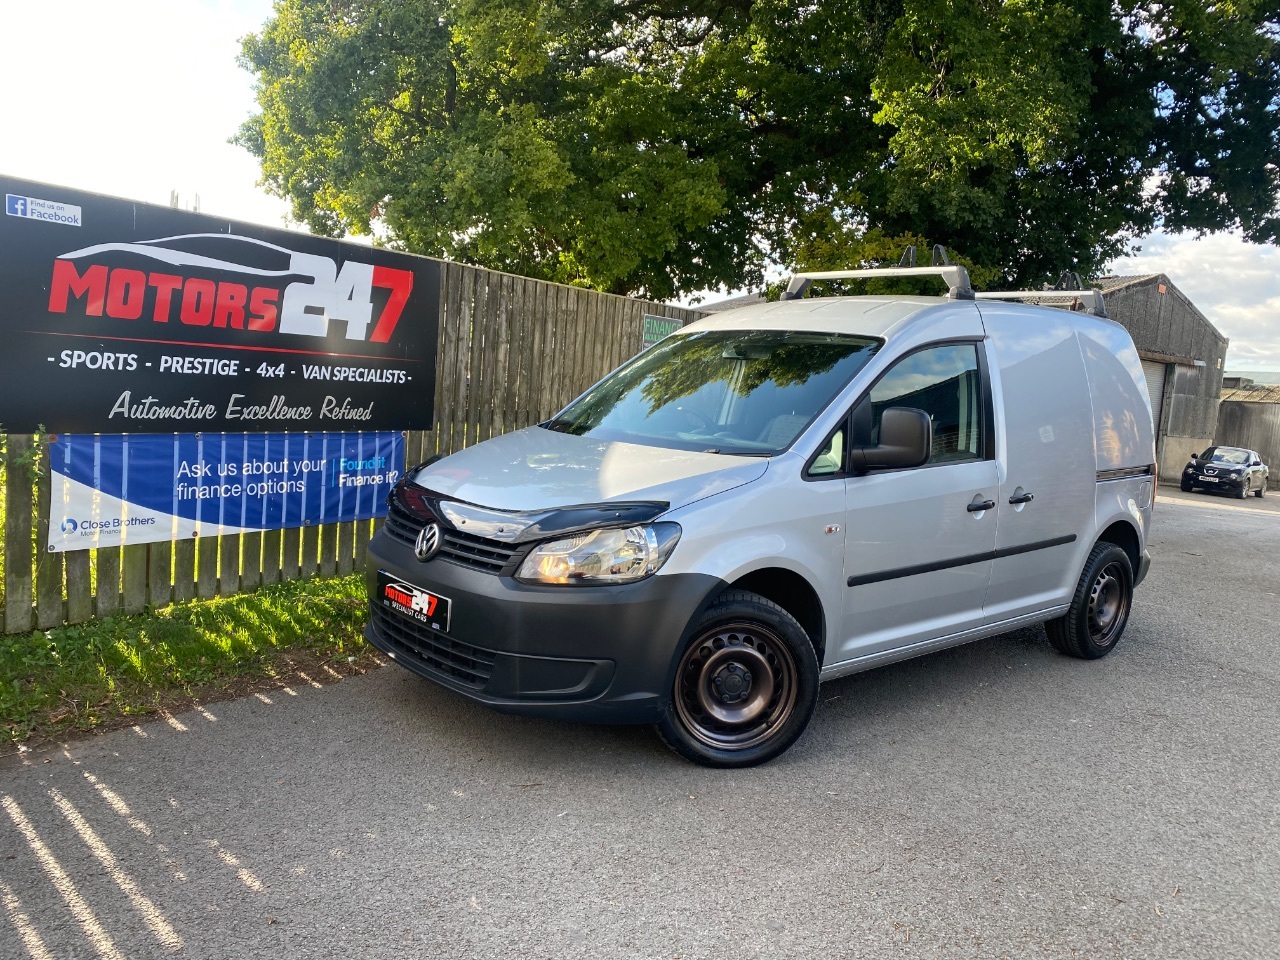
[384,500,423,545]
[371,604,496,690]
[383,499,522,575]
[440,529,522,573]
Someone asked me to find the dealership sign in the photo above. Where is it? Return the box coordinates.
[1,176,440,432]
[48,432,405,552]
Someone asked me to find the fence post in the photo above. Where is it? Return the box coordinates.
[3,434,35,634]
[34,435,64,630]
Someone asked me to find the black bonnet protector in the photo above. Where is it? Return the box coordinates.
[389,479,668,544]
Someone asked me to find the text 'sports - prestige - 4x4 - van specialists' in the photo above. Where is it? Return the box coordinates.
[364,261,1155,768]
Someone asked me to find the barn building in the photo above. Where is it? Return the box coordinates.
[1096,275,1228,481]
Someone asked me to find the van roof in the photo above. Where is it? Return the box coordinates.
[683,296,964,340]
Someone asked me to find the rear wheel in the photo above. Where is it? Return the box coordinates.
[1256,480,1266,498]
[656,590,819,768]
[1046,542,1133,659]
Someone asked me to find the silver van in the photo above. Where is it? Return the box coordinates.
[365,263,1154,767]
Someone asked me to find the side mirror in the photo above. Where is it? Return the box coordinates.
[851,406,932,471]
[1252,459,1262,466]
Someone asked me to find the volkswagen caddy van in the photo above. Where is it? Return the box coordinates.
[365,263,1154,767]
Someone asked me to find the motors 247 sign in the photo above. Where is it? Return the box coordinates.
[0,176,440,432]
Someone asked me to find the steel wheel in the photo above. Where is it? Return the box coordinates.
[1046,541,1134,660]
[674,621,798,751]
[656,590,820,768]
[1087,560,1129,649]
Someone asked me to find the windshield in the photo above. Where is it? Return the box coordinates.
[544,329,881,454]
[1203,447,1249,464]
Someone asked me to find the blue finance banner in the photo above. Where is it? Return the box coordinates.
[49,432,405,552]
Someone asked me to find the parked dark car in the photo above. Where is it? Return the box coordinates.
[1181,446,1270,498]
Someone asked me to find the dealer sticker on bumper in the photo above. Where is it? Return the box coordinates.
[378,570,451,633]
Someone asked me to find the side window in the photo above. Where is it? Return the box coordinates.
[869,344,984,464]
[807,426,845,478]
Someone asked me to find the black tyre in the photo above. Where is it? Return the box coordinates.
[1237,478,1250,499]
[1255,481,1266,498]
[1179,479,1193,492]
[1045,542,1134,660]
[656,590,820,768]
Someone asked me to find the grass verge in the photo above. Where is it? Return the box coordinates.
[2,575,381,752]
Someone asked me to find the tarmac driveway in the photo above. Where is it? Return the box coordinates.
[2,491,1278,959]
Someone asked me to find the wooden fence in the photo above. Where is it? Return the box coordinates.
[0,260,701,635]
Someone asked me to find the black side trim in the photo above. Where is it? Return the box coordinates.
[846,534,1077,587]
[847,549,989,587]
[993,534,1077,560]
[1097,465,1155,481]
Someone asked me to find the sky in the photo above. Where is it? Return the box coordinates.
[3,0,1277,371]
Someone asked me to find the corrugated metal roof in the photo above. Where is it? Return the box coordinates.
[1092,275,1162,293]
[699,292,767,313]
[1226,371,1280,385]
[1222,386,1280,404]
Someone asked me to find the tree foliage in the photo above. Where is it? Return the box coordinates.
[238,0,1280,297]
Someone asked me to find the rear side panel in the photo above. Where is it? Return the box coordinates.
[1077,315,1155,566]
[1075,319,1157,474]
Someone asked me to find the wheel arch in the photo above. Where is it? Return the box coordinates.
[721,567,828,665]
[1096,519,1141,573]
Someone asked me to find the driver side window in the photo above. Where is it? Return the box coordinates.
[869,344,984,464]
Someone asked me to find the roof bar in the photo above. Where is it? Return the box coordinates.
[976,288,1109,318]
[783,264,975,301]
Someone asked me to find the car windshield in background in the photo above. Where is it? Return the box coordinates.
[544,330,881,454]
[1204,447,1249,464]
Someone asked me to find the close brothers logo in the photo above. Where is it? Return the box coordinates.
[58,517,158,535]
[44,234,414,343]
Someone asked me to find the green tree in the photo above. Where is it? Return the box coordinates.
[238,0,1280,297]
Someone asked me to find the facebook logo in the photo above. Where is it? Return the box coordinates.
[6,193,81,226]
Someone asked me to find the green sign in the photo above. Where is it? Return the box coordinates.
[642,314,682,347]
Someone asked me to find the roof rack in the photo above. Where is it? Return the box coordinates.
[782,245,975,301]
[974,271,1109,318]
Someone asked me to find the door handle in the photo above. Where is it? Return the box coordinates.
[1008,491,1035,504]
[967,499,996,513]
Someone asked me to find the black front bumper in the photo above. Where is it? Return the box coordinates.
[364,529,722,724]
[1186,471,1246,492]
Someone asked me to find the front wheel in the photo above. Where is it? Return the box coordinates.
[1045,542,1134,659]
[1180,478,1193,492]
[656,590,819,768]
[1237,479,1250,499]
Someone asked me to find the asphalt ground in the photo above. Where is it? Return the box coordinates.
[2,491,1278,960]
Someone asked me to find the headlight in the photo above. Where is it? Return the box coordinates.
[516,523,681,585]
